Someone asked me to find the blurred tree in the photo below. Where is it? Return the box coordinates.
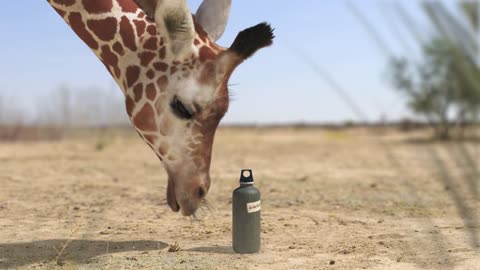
[389,1,480,140]
[390,38,460,140]
[460,1,478,31]
[457,1,480,129]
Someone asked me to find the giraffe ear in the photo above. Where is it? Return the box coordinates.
[195,0,232,41]
[135,0,195,58]
[134,0,157,20]
[155,0,195,57]
[215,23,274,81]
[160,4,195,57]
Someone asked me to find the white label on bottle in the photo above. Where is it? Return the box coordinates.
[247,200,261,213]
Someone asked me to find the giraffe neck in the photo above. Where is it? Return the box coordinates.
[48,0,224,162]
[48,0,216,96]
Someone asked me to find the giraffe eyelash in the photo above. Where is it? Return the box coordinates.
[170,96,194,120]
[227,87,237,102]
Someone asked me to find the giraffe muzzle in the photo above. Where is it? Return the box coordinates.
[166,172,209,216]
[167,179,180,212]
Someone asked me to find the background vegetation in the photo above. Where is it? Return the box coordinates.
[388,1,480,140]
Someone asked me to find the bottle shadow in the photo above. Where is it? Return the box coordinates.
[0,239,167,268]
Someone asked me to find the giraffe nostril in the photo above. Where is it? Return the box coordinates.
[197,186,206,199]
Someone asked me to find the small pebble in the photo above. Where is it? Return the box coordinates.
[329,260,335,265]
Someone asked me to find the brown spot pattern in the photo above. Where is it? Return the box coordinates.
[120,16,136,51]
[114,67,121,78]
[143,37,158,50]
[126,66,140,88]
[133,83,143,102]
[139,51,155,66]
[158,47,166,59]
[87,18,117,41]
[125,95,135,117]
[153,62,168,72]
[133,19,146,37]
[146,25,156,35]
[68,13,99,50]
[102,63,114,76]
[113,42,125,56]
[133,104,158,131]
[117,0,138,13]
[156,76,168,92]
[82,0,113,14]
[170,66,177,75]
[53,0,75,6]
[146,83,156,101]
[199,46,216,62]
[52,7,66,18]
[146,69,155,79]
[100,45,118,67]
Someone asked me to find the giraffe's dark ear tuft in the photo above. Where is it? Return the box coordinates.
[229,23,275,60]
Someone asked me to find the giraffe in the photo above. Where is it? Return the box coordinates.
[47,0,274,216]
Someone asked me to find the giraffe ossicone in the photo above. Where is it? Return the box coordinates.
[47,0,274,216]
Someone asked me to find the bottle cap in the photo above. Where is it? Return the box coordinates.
[240,169,254,184]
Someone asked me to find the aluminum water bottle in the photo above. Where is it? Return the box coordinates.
[232,169,261,254]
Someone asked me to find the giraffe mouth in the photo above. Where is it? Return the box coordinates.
[167,179,180,212]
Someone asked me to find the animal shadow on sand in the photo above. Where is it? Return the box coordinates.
[0,239,167,268]
[186,245,234,254]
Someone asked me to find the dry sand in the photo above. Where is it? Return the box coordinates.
[0,127,479,269]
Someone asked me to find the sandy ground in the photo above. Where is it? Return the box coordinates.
[0,127,479,270]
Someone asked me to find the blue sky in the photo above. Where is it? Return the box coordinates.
[0,1,459,124]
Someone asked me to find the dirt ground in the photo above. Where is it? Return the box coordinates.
[0,127,479,270]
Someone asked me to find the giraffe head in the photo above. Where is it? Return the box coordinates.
[127,0,274,216]
[48,0,273,216]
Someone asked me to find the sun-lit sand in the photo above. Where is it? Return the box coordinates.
[0,127,479,269]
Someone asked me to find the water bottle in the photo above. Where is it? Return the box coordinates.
[232,169,261,254]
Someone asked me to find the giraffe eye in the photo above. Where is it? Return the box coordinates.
[170,96,193,120]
